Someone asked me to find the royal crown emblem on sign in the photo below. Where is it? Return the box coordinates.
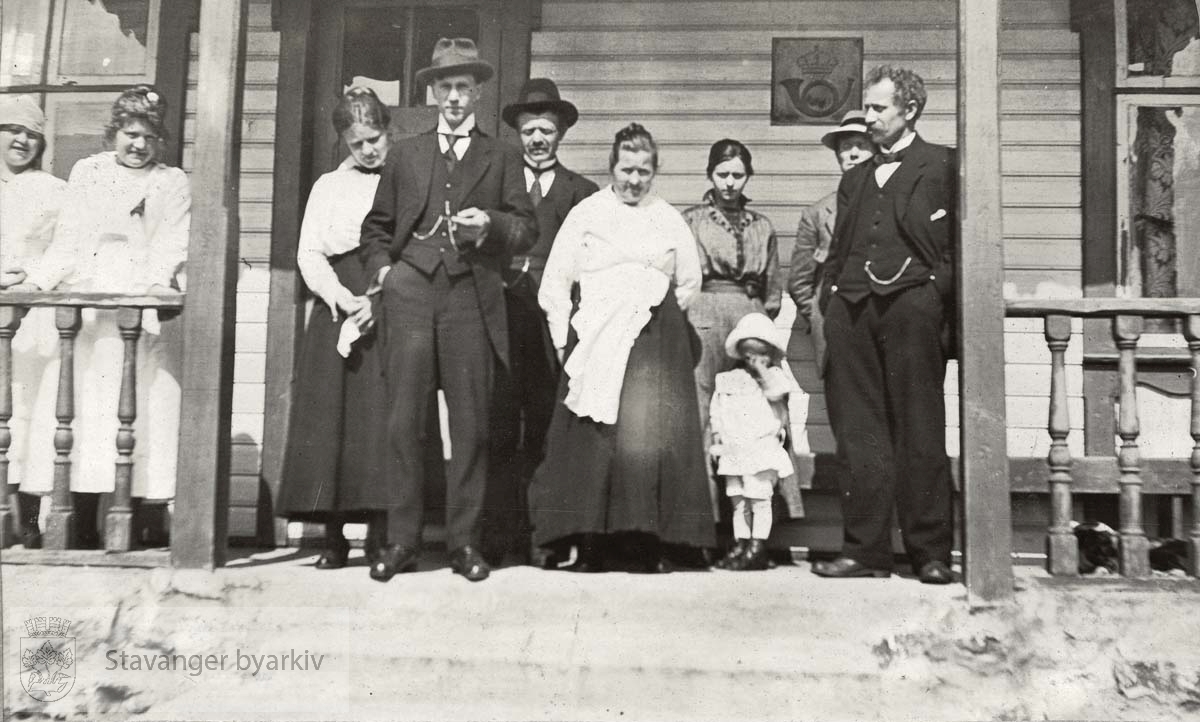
[20,617,76,702]
[772,38,862,125]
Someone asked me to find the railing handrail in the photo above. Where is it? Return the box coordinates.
[1006,297,1200,318]
[0,290,185,309]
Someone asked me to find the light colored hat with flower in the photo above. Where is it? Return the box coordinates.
[724,312,787,359]
[0,95,46,135]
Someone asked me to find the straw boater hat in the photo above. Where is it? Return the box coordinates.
[724,313,787,359]
[501,78,579,130]
[413,37,495,87]
[820,109,869,151]
[0,95,46,134]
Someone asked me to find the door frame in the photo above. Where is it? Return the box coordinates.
[261,0,536,545]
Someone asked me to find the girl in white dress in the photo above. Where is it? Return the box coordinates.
[709,312,807,570]
[12,86,190,547]
[0,95,66,548]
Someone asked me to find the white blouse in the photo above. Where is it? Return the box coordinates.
[539,186,702,423]
[296,157,382,312]
[26,152,190,294]
[0,169,66,275]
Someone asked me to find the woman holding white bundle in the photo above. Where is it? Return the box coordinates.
[529,123,715,573]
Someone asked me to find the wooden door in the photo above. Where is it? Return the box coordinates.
[308,0,504,176]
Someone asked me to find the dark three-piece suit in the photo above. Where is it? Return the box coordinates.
[819,134,957,572]
[360,127,537,551]
[485,163,599,557]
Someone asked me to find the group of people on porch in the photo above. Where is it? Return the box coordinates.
[0,37,957,586]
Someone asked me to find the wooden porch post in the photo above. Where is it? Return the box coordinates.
[173,0,246,568]
[957,0,1014,603]
[261,0,316,548]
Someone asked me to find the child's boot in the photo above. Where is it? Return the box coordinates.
[715,539,747,569]
[742,539,770,570]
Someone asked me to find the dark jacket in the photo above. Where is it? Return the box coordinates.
[820,134,957,313]
[360,128,538,365]
[524,165,599,281]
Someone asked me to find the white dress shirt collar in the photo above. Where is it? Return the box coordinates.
[524,163,556,194]
[437,114,476,159]
[874,131,918,187]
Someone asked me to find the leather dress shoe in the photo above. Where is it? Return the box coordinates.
[369,544,419,582]
[917,560,954,585]
[449,545,491,582]
[314,537,350,570]
[811,557,891,578]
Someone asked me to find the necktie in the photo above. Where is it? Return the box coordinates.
[441,133,462,172]
[353,165,382,175]
[529,170,545,207]
[874,149,906,165]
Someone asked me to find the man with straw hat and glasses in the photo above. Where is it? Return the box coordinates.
[360,38,537,582]
[484,78,598,565]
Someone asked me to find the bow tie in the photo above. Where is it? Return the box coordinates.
[353,165,382,175]
[874,149,906,165]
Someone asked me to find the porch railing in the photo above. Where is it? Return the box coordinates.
[1006,298,1200,578]
[0,290,184,560]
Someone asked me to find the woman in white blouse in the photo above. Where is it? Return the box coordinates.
[529,123,716,573]
[0,95,66,548]
[277,88,391,571]
[12,86,190,548]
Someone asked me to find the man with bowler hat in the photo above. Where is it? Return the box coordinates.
[812,65,957,584]
[788,109,876,377]
[360,38,537,582]
[481,78,598,564]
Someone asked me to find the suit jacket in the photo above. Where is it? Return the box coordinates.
[821,135,957,310]
[360,128,537,365]
[820,134,957,357]
[788,189,836,377]
[525,164,599,283]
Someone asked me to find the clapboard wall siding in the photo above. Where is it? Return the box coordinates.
[531,0,1085,464]
[184,0,278,538]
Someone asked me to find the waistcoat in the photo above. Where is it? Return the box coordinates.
[835,172,930,303]
[400,148,472,276]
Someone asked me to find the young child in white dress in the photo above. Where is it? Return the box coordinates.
[709,312,806,570]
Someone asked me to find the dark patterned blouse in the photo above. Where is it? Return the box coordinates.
[681,189,782,318]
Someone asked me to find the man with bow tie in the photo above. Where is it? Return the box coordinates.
[482,78,598,564]
[359,38,537,582]
[813,65,957,585]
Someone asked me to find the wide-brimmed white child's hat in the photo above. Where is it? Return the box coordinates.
[724,312,787,359]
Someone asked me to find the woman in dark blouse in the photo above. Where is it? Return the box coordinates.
[682,139,783,518]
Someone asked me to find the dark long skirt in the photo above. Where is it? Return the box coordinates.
[277,251,391,522]
[529,290,716,550]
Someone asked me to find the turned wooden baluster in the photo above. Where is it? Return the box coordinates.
[1044,315,1077,575]
[1185,315,1200,577]
[1114,314,1150,577]
[44,307,81,550]
[0,307,25,548]
[106,308,142,552]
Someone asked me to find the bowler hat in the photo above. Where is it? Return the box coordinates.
[820,109,869,151]
[724,313,787,359]
[502,78,579,130]
[0,95,46,135]
[414,38,494,88]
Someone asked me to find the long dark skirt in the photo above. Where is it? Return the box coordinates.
[278,251,391,522]
[529,290,715,550]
